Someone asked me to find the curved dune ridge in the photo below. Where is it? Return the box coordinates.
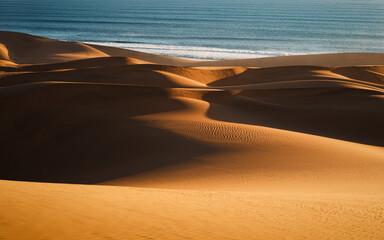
[1,31,384,239]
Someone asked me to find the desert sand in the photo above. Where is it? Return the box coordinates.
[0,31,384,239]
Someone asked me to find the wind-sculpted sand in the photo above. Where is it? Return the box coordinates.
[1,31,384,239]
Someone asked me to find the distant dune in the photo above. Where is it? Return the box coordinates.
[1,31,384,240]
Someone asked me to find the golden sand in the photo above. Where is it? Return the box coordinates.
[1,31,383,239]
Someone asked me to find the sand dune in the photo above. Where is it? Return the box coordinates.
[0,31,108,64]
[1,180,384,240]
[1,31,384,239]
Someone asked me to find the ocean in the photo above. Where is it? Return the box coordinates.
[1,0,384,60]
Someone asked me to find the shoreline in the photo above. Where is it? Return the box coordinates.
[82,40,316,61]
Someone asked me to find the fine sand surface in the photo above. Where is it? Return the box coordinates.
[1,31,384,239]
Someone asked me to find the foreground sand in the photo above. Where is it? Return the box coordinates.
[1,180,384,240]
[1,31,384,239]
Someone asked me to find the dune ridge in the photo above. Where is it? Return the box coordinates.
[1,31,384,239]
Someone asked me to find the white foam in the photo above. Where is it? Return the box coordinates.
[84,42,309,60]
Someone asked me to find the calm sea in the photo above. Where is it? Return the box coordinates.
[1,0,384,60]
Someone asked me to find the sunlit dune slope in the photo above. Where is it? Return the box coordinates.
[1,180,384,240]
[0,31,192,65]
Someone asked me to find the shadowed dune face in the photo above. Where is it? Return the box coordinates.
[0,83,220,183]
[0,32,384,192]
[205,87,384,147]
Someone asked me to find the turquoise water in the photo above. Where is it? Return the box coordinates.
[1,0,384,60]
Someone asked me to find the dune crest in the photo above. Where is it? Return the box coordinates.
[0,31,108,64]
[0,43,10,61]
